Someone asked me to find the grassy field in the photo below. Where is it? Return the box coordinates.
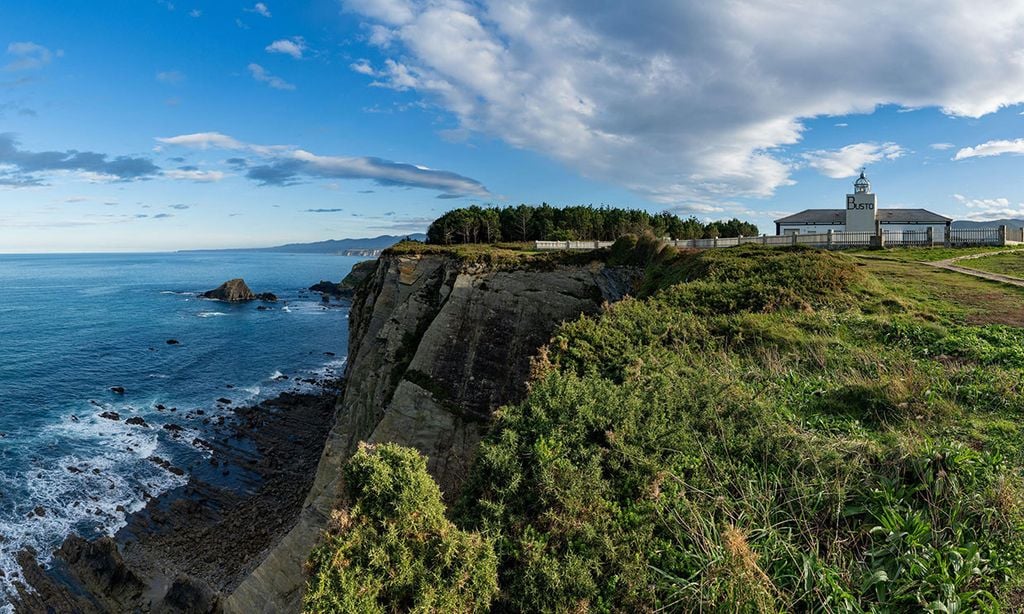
[849,244,1024,263]
[307,242,1024,613]
[958,251,1024,279]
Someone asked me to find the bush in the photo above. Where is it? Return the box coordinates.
[305,444,498,613]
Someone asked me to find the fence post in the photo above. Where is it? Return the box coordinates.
[944,225,951,248]
[926,226,934,247]
[999,225,1008,246]
[827,229,834,248]
[713,237,719,248]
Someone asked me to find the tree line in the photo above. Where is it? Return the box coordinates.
[425,204,760,245]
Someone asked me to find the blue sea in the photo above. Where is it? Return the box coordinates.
[0,251,360,604]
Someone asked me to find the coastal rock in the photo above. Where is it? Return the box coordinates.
[225,250,637,613]
[157,574,219,613]
[56,535,146,611]
[202,278,254,302]
[110,386,125,395]
[308,258,377,300]
[99,411,121,421]
[125,416,148,428]
[166,339,180,345]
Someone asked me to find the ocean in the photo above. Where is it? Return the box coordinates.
[0,251,360,604]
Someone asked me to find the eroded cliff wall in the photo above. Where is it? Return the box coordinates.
[224,251,635,613]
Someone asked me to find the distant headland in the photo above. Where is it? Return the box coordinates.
[180,233,427,256]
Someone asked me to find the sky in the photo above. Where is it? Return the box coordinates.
[1,1,1023,252]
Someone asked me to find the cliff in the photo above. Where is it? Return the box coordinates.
[224,248,636,613]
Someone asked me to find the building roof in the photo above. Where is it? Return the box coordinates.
[775,208,952,225]
[774,209,844,225]
[878,209,953,223]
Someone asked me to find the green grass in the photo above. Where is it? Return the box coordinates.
[849,244,1024,263]
[384,239,611,269]
[311,242,1024,613]
[959,251,1024,279]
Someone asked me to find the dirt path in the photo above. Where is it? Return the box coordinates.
[926,250,1024,288]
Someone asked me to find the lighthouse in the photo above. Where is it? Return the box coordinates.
[845,169,877,232]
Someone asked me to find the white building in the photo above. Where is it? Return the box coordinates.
[774,171,951,236]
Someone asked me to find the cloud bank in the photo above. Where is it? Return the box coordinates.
[342,0,1024,204]
[0,133,159,186]
[156,132,490,197]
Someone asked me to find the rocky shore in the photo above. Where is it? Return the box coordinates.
[14,379,342,613]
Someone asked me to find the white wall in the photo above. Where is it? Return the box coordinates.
[778,224,843,235]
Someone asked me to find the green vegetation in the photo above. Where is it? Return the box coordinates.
[305,443,498,613]
[849,244,1024,263]
[311,241,1024,612]
[959,251,1024,279]
[425,204,759,244]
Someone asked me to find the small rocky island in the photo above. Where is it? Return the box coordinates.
[202,278,277,302]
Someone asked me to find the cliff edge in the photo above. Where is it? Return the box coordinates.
[224,247,635,613]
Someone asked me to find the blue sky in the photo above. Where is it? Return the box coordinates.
[1,1,1023,252]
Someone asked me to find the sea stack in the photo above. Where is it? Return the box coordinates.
[202,279,277,302]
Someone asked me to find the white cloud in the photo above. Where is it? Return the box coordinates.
[350,59,375,75]
[341,0,1024,205]
[802,142,905,179]
[189,9,202,17]
[247,2,271,17]
[953,138,1024,160]
[834,123,848,127]
[4,42,60,71]
[930,142,955,150]
[164,169,226,182]
[157,132,246,150]
[247,63,295,90]
[266,37,305,59]
[953,193,1024,220]
[156,70,185,84]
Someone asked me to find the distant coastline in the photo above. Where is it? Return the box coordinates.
[180,233,426,255]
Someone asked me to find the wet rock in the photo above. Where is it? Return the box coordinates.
[99,411,121,421]
[166,339,180,345]
[125,416,149,428]
[201,278,255,302]
[158,574,219,613]
[216,398,231,405]
[163,423,183,432]
[110,386,125,395]
[57,535,146,610]
[148,456,186,476]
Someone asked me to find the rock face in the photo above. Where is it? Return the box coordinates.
[309,258,378,300]
[202,279,277,302]
[224,251,636,613]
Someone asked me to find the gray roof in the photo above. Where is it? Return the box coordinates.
[774,209,844,225]
[775,208,951,225]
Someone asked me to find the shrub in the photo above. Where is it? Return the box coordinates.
[305,444,498,613]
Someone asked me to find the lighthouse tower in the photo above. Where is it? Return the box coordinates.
[845,169,877,232]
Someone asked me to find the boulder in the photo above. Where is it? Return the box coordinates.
[201,279,256,302]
